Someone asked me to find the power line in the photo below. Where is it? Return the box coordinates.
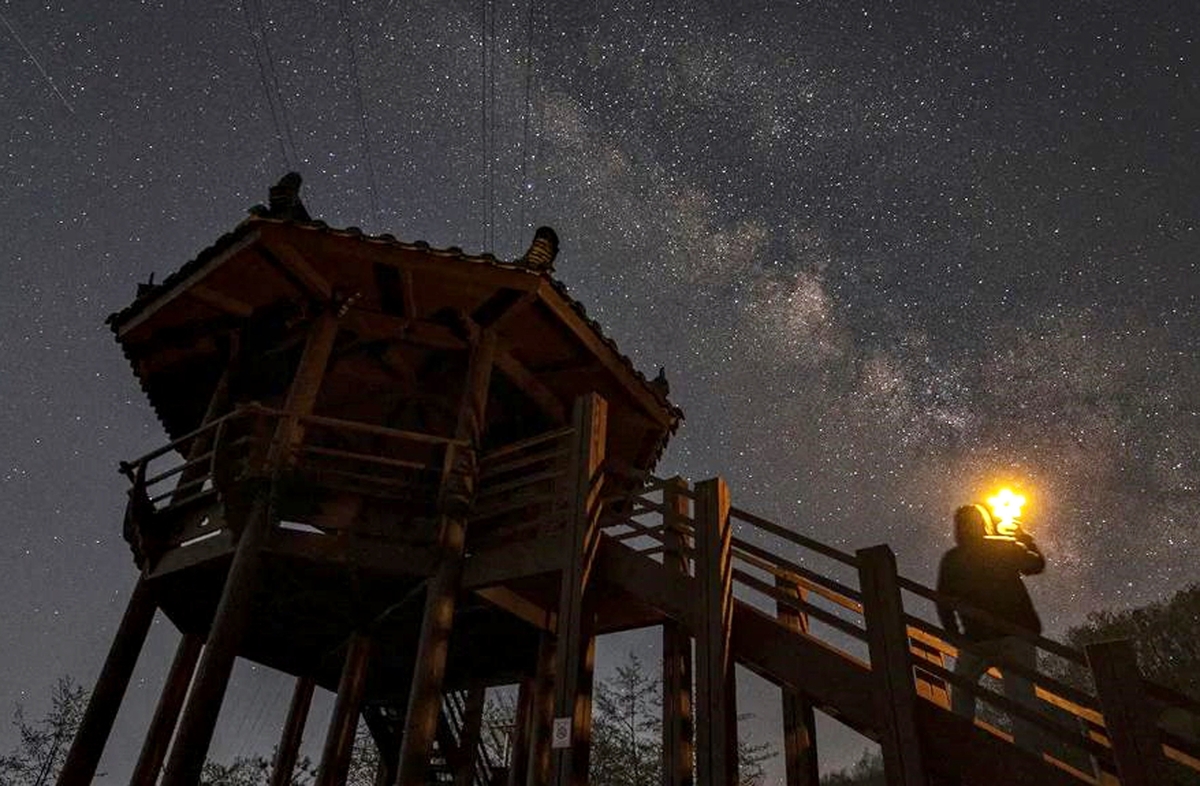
[488,0,497,252]
[518,0,538,240]
[480,0,491,251]
[240,0,298,168]
[339,0,382,225]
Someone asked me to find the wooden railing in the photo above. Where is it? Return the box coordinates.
[119,404,466,557]
[600,472,1200,785]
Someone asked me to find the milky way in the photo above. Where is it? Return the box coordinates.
[1,0,1196,776]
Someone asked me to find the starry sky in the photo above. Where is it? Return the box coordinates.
[2,0,1198,779]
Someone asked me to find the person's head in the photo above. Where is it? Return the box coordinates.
[954,504,991,544]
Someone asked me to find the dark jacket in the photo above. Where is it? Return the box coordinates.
[936,534,1045,641]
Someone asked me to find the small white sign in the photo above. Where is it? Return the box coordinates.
[551,717,572,749]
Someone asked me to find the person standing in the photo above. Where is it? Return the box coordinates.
[936,503,1046,751]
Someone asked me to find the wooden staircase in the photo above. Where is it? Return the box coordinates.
[578,473,1200,786]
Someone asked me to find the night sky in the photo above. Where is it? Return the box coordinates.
[2,0,1197,779]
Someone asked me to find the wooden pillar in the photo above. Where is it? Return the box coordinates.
[270,676,317,786]
[129,633,205,786]
[662,477,695,786]
[507,679,534,786]
[1086,639,1168,786]
[394,329,497,786]
[775,576,819,786]
[856,545,926,786]
[57,578,157,786]
[453,684,487,786]
[527,632,556,786]
[693,477,737,786]
[317,634,374,786]
[163,310,341,786]
[551,394,607,786]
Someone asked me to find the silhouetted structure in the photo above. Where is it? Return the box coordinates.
[57,177,1197,786]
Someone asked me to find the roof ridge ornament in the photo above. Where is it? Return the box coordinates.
[249,172,311,222]
[515,226,558,273]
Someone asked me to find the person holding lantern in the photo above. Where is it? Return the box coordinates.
[936,502,1046,752]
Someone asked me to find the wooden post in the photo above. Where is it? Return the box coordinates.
[270,676,317,786]
[57,578,157,786]
[1086,639,1168,786]
[394,329,497,786]
[452,684,487,786]
[662,477,695,786]
[856,545,926,786]
[551,394,607,786]
[317,634,374,786]
[527,632,556,786]
[507,679,534,786]
[693,477,737,786]
[163,310,341,786]
[775,576,819,786]
[129,633,205,786]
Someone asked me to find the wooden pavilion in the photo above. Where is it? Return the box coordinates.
[56,175,1199,786]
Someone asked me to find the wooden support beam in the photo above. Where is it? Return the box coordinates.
[693,477,737,786]
[507,678,534,786]
[1087,639,1168,786]
[317,634,374,786]
[129,633,204,786]
[394,330,497,786]
[262,239,334,300]
[452,684,487,786]
[661,477,695,786]
[461,531,566,589]
[551,395,607,786]
[495,348,568,425]
[527,633,556,786]
[57,578,157,786]
[270,676,317,786]
[188,284,255,317]
[775,576,820,786]
[160,491,272,786]
[163,309,342,786]
[856,545,926,786]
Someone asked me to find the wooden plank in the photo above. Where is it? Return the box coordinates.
[661,478,695,786]
[526,632,557,786]
[506,678,534,786]
[1087,639,1169,786]
[150,528,234,578]
[551,394,607,786]
[692,477,737,786]
[857,545,927,786]
[270,676,317,786]
[58,579,158,786]
[775,576,819,786]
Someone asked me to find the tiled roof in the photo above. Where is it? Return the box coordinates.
[108,214,683,447]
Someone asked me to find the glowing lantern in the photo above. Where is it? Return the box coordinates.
[986,488,1026,536]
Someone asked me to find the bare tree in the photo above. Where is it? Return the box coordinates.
[0,676,87,786]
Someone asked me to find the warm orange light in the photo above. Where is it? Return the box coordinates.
[987,488,1026,536]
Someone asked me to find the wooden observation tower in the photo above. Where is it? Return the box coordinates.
[59,175,1198,786]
